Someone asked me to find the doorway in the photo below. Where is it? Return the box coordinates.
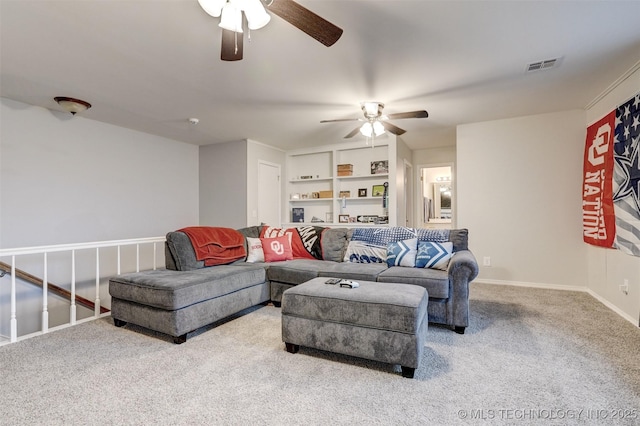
[418,164,454,229]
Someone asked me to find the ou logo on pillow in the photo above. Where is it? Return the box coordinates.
[260,235,293,262]
[270,240,285,255]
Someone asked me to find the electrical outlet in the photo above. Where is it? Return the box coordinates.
[483,256,491,267]
[620,278,629,295]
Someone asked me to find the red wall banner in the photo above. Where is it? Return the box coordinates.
[582,111,616,248]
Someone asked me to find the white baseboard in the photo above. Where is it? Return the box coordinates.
[473,278,639,328]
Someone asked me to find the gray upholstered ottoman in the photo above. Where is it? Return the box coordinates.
[281,277,428,378]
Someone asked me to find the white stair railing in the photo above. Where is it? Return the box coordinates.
[0,236,165,346]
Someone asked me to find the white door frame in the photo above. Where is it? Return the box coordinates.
[404,159,413,228]
[257,160,281,227]
[416,162,455,228]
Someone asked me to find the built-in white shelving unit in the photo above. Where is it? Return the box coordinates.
[284,139,398,227]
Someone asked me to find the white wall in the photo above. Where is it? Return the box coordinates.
[457,110,588,288]
[199,140,248,228]
[585,65,640,325]
[413,146,456,166]
[0,98,199,247]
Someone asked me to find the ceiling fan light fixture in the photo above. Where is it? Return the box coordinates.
[244,0,271,30]
[372,120,385,135]
[361,101,384,119]
[219,2,243,33]
[54,97,91,115]
[359,122,372,137]
[359,121,385,138]
[198,0,227,17]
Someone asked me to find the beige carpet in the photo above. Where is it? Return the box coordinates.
[1,283,639,425]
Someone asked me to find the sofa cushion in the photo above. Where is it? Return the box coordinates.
[317,262,389,282]
[377,267,449,299]
[320,227,349,262]
[449,228,468,252]
[267,259,328,284]
[237,225,262,239]
[109,265,267,310]
[165,231,204,271]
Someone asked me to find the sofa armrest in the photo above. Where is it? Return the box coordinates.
[446,249,479,330]
[448,250,479,282]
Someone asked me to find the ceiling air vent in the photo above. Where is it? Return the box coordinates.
[526,57,561,73]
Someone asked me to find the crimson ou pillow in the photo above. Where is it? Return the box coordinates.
[260,235,293,262]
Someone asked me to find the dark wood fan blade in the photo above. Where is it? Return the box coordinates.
[386,110,429,120]
[267,0,343,47]
[344,127,361,138]
[221,29,243,61]
[381,121,406,136]
[320,118,360,123]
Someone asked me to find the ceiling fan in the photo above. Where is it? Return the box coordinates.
[198,0,343,61]
[321,102,429,138]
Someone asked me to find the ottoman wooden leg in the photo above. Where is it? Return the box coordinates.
[401,366,415,379]
[285,342,299,353]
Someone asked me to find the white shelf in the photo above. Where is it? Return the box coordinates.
[289,198,333,202]
[289,177,333,183]
[337,173,388,180]
[339,196,383,201]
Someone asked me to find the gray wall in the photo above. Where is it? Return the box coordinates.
[0,97,199,247]
[0,97,199,336]
[457,110,589,288]
[199,141,248,228]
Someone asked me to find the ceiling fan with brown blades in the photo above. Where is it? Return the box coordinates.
[321,102,429,138]
[198,0,343,61]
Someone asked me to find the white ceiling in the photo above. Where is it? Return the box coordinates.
[2,0,639,151]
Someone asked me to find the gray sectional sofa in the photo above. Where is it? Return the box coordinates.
[109,225,478,343]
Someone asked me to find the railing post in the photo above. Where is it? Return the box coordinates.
[117,245,121,275]
[70,250,76,325]
[10,256,17,343]
[136,244,140,273]
[94,247,101,317]
[153,242,157,270]
[42,253,49,333]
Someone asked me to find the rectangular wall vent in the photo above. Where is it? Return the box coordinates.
[526,58,561,73]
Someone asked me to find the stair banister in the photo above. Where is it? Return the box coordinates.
[0,236,166,345]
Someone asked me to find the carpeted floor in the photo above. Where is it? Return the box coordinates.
[1,283,639,425]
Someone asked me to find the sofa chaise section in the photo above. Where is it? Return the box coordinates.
[110,263,269,343]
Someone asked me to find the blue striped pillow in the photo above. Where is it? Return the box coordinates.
[386,238,418,267]
[415,241,453,270]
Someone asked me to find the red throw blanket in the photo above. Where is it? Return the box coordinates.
[178,226,246,266]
